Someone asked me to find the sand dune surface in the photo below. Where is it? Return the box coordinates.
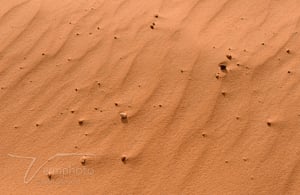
[1,0,300,194]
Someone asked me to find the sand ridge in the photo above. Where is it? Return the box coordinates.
[1,0,300,194]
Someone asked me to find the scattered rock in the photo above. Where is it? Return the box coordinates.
[219,63,227,72]
[286,49,291,54]
[47,172,52,180]
[154,14,159,18]
[80,156,86,165]
[121,155,128,164]
[267,121,272,126]
[114,103,119,106]
[78,119,84,126]
[150,25,154,29]
[120,112,128,121]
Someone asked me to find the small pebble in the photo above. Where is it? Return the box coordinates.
[47,172,52,180]
[219,63,227,72]
[121,155,128,164]
[120,112,127,120]
[80,156,86,165]
[78,119,84,126]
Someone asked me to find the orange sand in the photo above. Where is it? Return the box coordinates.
[1,0,300,194]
